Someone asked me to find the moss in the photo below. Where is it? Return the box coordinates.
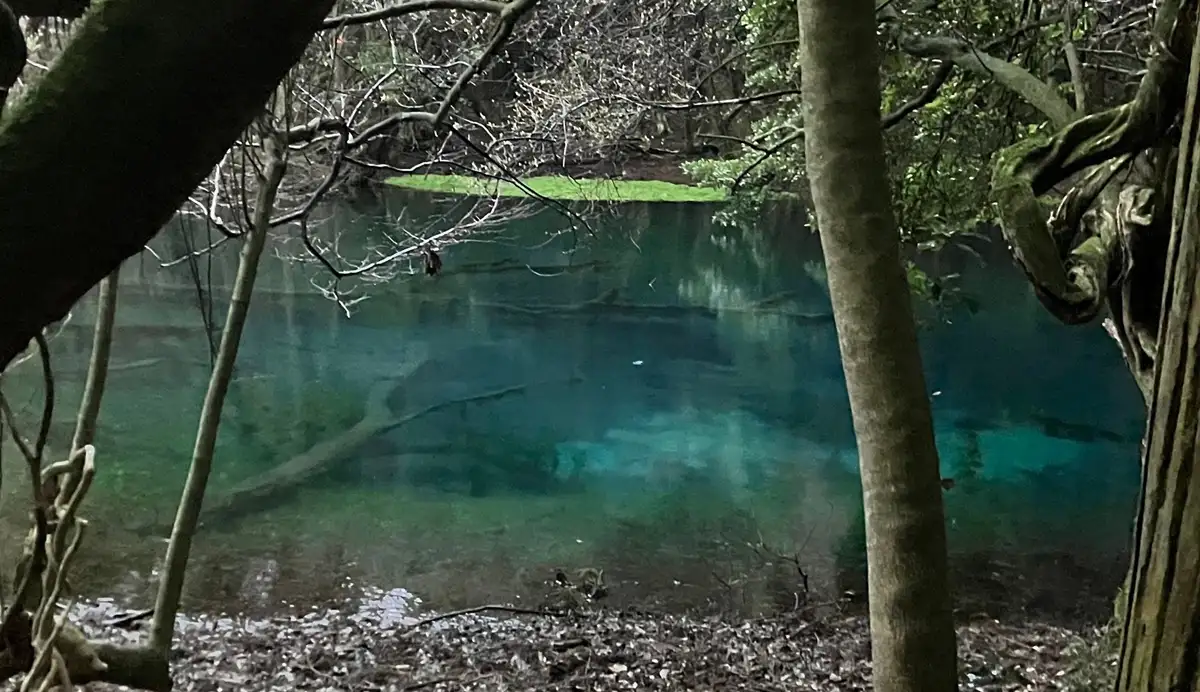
[0,0,336,368]
[385,174,728,203]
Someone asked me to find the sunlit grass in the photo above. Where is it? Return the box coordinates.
[386,173,728,203]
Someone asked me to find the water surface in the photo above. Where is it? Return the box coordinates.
[0,194,1141,625]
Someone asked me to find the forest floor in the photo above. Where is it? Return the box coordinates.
[64,599,1112,692]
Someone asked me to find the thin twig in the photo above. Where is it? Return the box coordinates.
[408,604,559,630]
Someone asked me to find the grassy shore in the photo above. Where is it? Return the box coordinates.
[385,173,727,203]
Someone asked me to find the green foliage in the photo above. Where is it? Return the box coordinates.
[683,0,1069,296]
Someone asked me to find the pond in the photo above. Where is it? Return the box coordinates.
[0,191,1142,626]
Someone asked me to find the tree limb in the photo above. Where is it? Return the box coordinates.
[0,0,338,371]
[899,34,1077,128]
[1063,1,1088,114]
[321,0,505,29]
[988,0,1191,389]
[881,63,953,129]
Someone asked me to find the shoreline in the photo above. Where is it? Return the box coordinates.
[386,151,704,187]
[377,152,724,202]
[64,594,1105,692]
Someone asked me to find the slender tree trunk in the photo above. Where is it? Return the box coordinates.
[795,1,958,691]
[69,270,119,451]
[1115,22,1200,691]
[149,133,287,652]
[56,269,119,502]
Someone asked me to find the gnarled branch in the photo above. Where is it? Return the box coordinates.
[988,0,1193,397]
[899,34,1077,128]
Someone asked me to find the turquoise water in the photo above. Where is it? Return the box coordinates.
[0,196,1141,624]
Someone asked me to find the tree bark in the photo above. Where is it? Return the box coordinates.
[0,0,335,371]
[0,638,171,691]
[56,268,118,502]
[796,0,957,690]
[150,131,287,652]
[1115,9,1200,689]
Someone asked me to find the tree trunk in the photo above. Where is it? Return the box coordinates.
[795,0,958,690]
[69,270,118,452]
[149,132,287,652]
[1115,16,1200,691]
[56,268,119,502]
[0,0,334,370]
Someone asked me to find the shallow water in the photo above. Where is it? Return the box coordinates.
[0,195,1141,624]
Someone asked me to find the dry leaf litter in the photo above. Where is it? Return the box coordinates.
[16,589,1111,692]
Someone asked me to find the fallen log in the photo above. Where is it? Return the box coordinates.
[182,377,575,531]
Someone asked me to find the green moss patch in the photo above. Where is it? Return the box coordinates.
[385,174,727,203]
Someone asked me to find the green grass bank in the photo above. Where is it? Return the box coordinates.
[385,174,727,203]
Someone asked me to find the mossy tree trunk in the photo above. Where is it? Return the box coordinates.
[969,0,1200,687]
[795,0,957,690]
[1113,8,1200,689]
[0,2,331,687]
[0,0,335,370]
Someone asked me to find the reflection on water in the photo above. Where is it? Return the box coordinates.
[0,195,1142,625]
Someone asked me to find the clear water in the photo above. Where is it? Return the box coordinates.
[0,195,1141,625]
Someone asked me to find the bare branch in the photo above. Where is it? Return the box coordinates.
[321,0,506,29]
[881,63,954,129]
[1063,0,1088,114]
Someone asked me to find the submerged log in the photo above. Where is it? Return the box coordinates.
[184,378,575,530]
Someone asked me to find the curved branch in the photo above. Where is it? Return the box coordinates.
[899,34,1077,128]
[881,63,953,129]
[321,0,505,29]
[989,0,1192,334]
